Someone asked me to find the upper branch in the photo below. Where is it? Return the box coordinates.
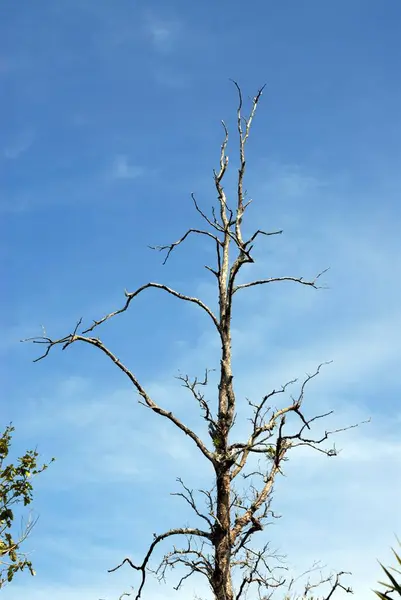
[233,268,329,294]
[243,228,283,249]
[213,120,231,228]
[80,282,220,334]
[224,82,267,297]
[149,228,222,265]
[23,281,220,349]
[191,193,226,234]
[231,80,266,248]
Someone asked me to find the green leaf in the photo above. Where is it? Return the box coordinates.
[375,539,401,597]
[0,425,53,588]
[374,592,391,600]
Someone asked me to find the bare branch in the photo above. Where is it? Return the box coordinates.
[217,121,229,181]
[230,462,281,543]
[22,282,220,351]
[234,542,287,600]
[108,527,211,600]
[286,417,370,456]
[212,120,233,234]
[233,81,265,233]
[191,193,225,233]
[229,378,298,479]
[230,80,266,149]
[83,283,220,333]
[233,268,330,294]
[288,568,353,600]
[229,364,352,540]
[230,415,365,546]
[25,333,216,464]
[171,478,214,528]
[155,538,213,591]
[176,369,216,426]
[323,571,353,599]
[244,229,283,248]
[149,228,222,265]
[199,486,219,526]
[217,81,268,300]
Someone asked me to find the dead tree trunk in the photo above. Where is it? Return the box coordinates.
[25,83,358,600]
[212,469,233,600]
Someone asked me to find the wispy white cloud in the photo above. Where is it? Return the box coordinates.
[3,129,35,159]
[111,154,144,180]
[152,66,188,89]
[0,56,12,75]
[142,12,181,53]
[260,162,327,200]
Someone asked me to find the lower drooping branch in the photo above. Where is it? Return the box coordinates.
[108,528,212,600]
[24,329,216,464]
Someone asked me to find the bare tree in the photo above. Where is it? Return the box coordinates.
[24,84,360,600]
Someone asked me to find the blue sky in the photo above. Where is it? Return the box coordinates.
[2,0,401,598]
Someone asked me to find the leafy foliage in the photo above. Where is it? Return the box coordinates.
[0,424,54,588]
[374,539,401,599]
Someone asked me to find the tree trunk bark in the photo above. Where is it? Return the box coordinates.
[212,469,234,600]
